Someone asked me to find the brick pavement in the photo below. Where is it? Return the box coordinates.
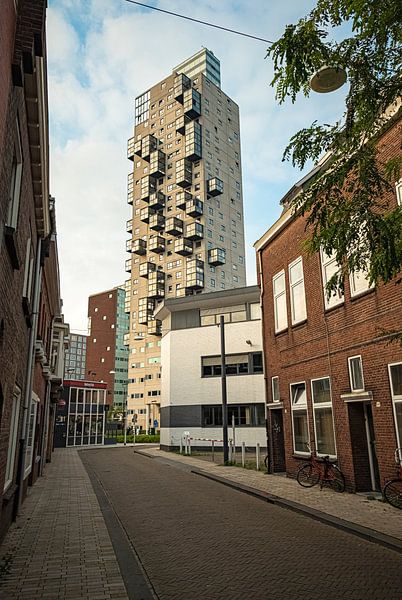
[141,447,402,543]
[0,449,128,600]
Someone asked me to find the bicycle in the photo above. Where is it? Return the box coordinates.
[382,448,402,509]
[296,442,345,492]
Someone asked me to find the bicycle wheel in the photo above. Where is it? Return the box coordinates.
[264,454,269,470]
[383,478,402,509]
[297,463,320,487]
[326,464,345,493]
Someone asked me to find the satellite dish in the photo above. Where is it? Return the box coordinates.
[309,65,347,93]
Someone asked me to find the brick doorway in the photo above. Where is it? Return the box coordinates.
[348,402,381,492]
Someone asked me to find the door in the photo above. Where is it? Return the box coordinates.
[364,403,381,491]
[271,409,286,473]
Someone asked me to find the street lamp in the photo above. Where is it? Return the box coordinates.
[309,65,347,93]
[109,370,128,446]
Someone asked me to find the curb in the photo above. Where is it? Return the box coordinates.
[190,468,402,555]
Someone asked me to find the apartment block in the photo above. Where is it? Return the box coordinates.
[86,287,129,409]
[64,333,87,380]
[125,49,246,431]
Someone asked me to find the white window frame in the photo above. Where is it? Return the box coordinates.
[311,377,337,458]
[288,256,307,325]
[6,118,23,230]
[348,355,365,392]
[271,376,280,403]
[396,179,402,206]
[349,267,374,298]
[4,386,22,491]
[290,381,309,455]
[320,248,344,309]
[273,270,287,333]
[388,362,402,449]
[24,393,39,479]
[22,237,34,302]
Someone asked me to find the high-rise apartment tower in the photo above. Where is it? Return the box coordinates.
[125,49,246,432]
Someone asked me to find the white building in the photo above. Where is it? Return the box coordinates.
[154,286,266,450]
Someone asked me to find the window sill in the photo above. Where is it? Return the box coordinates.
[274,327,288,336]
[341,390,373,403]
[4,226,20,270]
[291,318,307,329]
[350,287,375,302]
[324,301,345,314]
[267,401,283,409]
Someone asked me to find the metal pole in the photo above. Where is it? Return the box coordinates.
[232,413,236,464]
[256,443,260,471]
[242,441,245,467]
[220,315,229,464]
[212,439,215,463]
[123,387,127,446]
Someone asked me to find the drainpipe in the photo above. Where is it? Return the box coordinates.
[14,237,42,517]
[39,314,56,475]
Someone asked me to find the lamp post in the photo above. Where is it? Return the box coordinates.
[219,315,229,464]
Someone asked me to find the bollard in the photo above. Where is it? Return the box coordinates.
[188,437,191,455]
[242,441,245,467]
[212,439,215,463]
[228,439,232,463]
[256,443,260,471]
[180,437,183,454]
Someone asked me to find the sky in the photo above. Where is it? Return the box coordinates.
[47,0,348,333]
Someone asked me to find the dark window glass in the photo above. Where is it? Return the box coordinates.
[252,353,263,373]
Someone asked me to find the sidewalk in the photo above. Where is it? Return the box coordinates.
[0,449,128,600]
[139,447,402,552]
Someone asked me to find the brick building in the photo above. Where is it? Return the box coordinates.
[0,0,68,540]
[86,287,129,409]
[255,114,402,492]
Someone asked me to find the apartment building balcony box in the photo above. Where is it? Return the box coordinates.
[186,221,204,241]
[126,218,133,233]
[149,191,165,210]
[148,271,165,300]
[141,134,157,161]
[123,332,130,346]
[176,287,193,298]
[147,318,162,337]
[149,213,165,232]
[149,150,166,178]
[149,235,165,254]
[176,158,192,189]
[174,237,193,257]
[186,259,204,290]
[126,239,133,253]
[141,176,157,201]
[186,198,203,218]
[208,247,226,266]
[183,88,201,119]
[175,190,192,210]
[127,137,135,161]
[138,297,155,325]
[133,139,142,157]
[132,238,147,255]
[140,206,155,224]
[207,177,224,197]
[139,261,157,278]
[127,172,134,205]
[174,73,191,103]
[175,114,190,135]
[165,217,184,237]
[185,121,202,161]
[125,258,132,273]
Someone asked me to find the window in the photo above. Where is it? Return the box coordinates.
[289,257,307,324]
[201,353,263,377]
[6,118,23,229]
[320,250,343,306]
[311,377,336,456]
[388,362,402,447]
[4,386,21,491]
[202,404,265,427]
[249,303,260,320]
[273,271,287,333]
[290,382,309,453]
[349,268,373,297]
[24,393,39,478]
[22,237,34,303]
[272,377,280,402]
[348,355,364,392]
[396,180,402,206]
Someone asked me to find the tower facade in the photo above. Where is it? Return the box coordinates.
[125,49,246,432]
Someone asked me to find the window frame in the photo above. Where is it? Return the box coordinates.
[271,376,280,403]
[272,270,288,333]
[4,386,22,491]
[348,355,365,392]
[24,392,39,479]
[320,248,344,310]
[6,117,23,230]
[388,362,402,449]
[311,377,337,458]
[290,381,310,455]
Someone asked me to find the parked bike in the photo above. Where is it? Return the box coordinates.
[296,442,345,493]
[382,448,402,509]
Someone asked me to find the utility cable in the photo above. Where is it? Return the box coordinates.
[124,0,273,44]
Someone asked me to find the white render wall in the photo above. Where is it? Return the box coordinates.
[161,427,266,449]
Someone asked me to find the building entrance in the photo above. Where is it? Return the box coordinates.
[348,401,380,492]
[270,409,286,473]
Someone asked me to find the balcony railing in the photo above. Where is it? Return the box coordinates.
[149,213,165,232]
[147,318,162,336]
[139,261,157,278]
[125,258,132,273]
[184,121,202,161]
[133,139,142,157]
[174,73,191,103]
[186,222,204,240]
[149,191,165,210]
[186,258,204,290]
[149,150,166,177]
[175,190,192,210]
[140,206,154,224]
[141,134,157,161]
[176,158,192,188]
[138,297,155,325]
[148,235,165,254]
[127,137,135,161]
[183,88,201,119]
[126,219,133,233]
[148,271,165,300]
[175,114,189,135]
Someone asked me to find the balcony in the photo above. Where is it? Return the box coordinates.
[140,175,157,201]
[140,206,155,223]
[149,213,165,232]
[186,221,204,241]
[132,238,147,255]
[148,235,165,254]
[165,217,183,237]
[141,134,157,161]
[148,271,165,300]
[126,219,133,233]
[174,73,191,103]
[207,177,224,197]
[176,287,193,298]
[126,239,133,253]
[127,137,135,161]
[123,332,130,346]
[176,158,192,188]
[127,172,134,205]
[175,190,192,210]
[174,237,193,256]
[183,88,201,119]
[149,150,166,177]
[186,198,203,218]
[176,114,190,135]
[125,258,132,273]
[186,258,204,290]
[139,261,157,278]
[133,139,142,157]
[184,121,202,161]
[147,318,162,336]
[124,299,131,314]
[149,191,165,210]
[208,247,226,266]
[138,297,155,325]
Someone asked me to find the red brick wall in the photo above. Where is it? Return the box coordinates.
[259,119,402,491]
[86,290,118,406]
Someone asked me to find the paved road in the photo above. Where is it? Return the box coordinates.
[80,448,402,600]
